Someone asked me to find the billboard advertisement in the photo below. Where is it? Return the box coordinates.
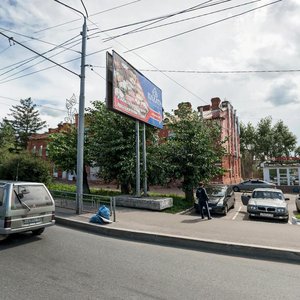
[106,51,163,129]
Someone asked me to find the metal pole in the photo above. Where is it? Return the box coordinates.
[76,17,87,214]
[136,120,141,197]
[143,123,147,196]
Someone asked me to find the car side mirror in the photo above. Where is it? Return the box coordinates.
[285,197,290,201]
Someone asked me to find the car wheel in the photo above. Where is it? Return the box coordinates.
[32,228,45,236]
[223,205,228,216]
[297,204,300,213]
[233,186,240,192]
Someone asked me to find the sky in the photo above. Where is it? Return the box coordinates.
[0,0,299,146]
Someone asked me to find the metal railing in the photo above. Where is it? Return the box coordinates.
[50,190,116,222]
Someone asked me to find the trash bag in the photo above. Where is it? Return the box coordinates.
[89,214,103,224]
[89,205,112,224]
[98,205,110,220]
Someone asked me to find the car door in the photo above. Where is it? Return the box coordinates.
[227,186,234,208]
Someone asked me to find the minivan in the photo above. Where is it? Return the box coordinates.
[0,181,55,240]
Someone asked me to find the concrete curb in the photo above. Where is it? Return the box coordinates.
[55,216,300,264]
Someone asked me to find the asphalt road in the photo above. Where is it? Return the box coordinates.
[0,225,299,300]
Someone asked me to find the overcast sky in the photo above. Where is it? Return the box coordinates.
[0,0,299,146]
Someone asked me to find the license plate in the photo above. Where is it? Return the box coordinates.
[23,218,42,225]
[260,213,273,217]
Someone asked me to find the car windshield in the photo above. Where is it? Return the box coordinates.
[206,186,227,197]
[252,191,283,200]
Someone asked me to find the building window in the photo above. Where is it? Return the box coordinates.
[32,145,36,154]
[38,145,43,156]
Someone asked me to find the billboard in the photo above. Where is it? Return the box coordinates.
[106,51,163,129]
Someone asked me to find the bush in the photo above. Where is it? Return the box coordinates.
[0,153,52,184]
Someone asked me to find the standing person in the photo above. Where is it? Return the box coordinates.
[196,182,212,220]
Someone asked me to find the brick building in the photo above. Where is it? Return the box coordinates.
[159,98,241,184]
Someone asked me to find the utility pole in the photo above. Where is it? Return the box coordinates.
[76,16,87,214]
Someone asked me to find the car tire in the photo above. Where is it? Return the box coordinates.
[233,186,240,192]
[223,205,228,216]
[32,228,45,236]
[297,204,300,213]
[232,199,235,209]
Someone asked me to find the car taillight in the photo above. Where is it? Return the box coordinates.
[51,211,55,221]
[4,217,11,228]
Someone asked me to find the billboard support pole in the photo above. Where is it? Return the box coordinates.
[136,120,141,197]
[143,123,147,196]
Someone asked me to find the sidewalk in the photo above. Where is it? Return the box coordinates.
[55,206,300,264]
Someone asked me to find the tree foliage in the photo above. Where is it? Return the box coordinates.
[0,119,15,161]
[9,97,46,149]
[240,116,297,178]
[87,101,138,193]
[0,153,52,184]
[47,127,90,193]
[161,104,226,202]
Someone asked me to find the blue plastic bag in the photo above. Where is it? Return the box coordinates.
[89,214,103,224]
[89,205,111,224]
[98,205,110,220]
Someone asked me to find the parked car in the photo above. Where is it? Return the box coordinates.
[232,179,276,192]
[0,181,55,240]
[296,194,300,212]
[241,188,289,222]
[194,185,235,216]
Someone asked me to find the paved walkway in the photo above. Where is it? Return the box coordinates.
[55,206,300,264]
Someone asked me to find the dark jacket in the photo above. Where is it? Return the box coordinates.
[196,187,209,202]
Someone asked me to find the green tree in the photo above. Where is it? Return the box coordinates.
[0,152,52,184]
[295,146,300,157]
[255,116,274,161]
[239,122,257,178]
[87,101,137,194]
[47,127,91,194]
[239,117,297,178]
[9,97,46,149]
[87,101,161,194]
[0,119,15,160]
[161,104,226,202]
[271,120,297,157]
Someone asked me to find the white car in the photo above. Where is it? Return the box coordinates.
[241,188,289,222]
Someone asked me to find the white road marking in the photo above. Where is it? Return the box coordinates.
[232,205,242,220]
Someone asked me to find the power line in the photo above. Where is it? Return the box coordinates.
[0,96,66,113]
[34,0,141,34]
[103,0,215,42]
[105,0,264,39]
[0,31,79,77]
[91,64,300,74]
[125,0,283,53]
[0,27,81,54]
[0,34,81,77]
[0,47,110,85]
[89,0,233,39]
[0,40,82,82]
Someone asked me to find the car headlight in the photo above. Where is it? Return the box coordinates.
[276,207,286,213]
[248,205,257,210]
[216,200,224,206]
